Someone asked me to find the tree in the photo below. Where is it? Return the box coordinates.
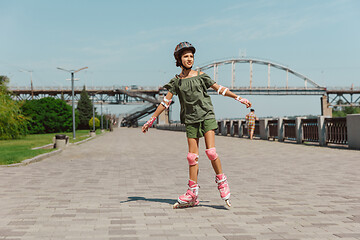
[77,86,95,129]
[0,76,28,139]
[21,97,77,134]
[332,104,360,117]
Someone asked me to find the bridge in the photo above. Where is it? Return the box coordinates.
[9,58,360,125]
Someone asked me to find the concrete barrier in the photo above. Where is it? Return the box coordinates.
[259,119,269,140]
[347,114,360,150]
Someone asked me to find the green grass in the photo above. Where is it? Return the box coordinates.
[0,129,103,165]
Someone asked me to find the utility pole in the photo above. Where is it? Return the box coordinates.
[57,66,88,139]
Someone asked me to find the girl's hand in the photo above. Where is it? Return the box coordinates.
[235,96,252,108]
[142,116,156,133]
[142,123,149,133]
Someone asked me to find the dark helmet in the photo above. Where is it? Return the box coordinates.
[174,42,196,67]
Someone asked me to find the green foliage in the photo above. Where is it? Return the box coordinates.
[332,106,360,117]
[0,76,29,140]
[21,97,78,134]
[77,86,95,129]
[89,117,100,129]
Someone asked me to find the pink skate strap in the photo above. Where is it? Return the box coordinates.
[216,173,227,183]
[188,180,197,187]
[185,189,196,198]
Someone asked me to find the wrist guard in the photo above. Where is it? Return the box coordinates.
[144,116,156,128]
[235,96,250,105]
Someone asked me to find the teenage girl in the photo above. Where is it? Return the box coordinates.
[142,42,251,208]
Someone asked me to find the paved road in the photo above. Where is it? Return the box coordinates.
[0,128,359,240]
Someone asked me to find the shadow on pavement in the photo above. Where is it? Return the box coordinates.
[120,196,177,205]
[120,196,229,210]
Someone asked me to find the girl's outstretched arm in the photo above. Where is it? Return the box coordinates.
[142,92,174,133]
[210,83,252,108]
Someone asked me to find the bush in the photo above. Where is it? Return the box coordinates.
[0,76,28,139]
[89,117,100,129]
[21,97,79,134]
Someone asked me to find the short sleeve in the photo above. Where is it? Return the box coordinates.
[201,73,216,88]
[163,78,178,95]
[163,78,177,95]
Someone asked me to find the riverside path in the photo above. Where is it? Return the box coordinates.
[0,128,359,240]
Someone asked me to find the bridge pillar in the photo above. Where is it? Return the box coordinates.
[321,95,332,117]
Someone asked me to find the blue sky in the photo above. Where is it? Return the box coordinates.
[1,0,359,119]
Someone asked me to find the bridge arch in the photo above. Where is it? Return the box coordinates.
[196,58,322,89]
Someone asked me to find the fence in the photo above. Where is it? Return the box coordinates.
[325,117,347,144]
[302,118,319,142]
[268,120,278,140]
[283,119,296,141]
[156,114,360,150]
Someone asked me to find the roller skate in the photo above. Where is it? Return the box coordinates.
[216,173,231,207]
[173,180,199,209]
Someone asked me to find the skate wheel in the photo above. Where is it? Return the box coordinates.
[225,199,231,207]
[173,202,180,209]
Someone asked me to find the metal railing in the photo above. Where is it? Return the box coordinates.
[302,118,319,142]
[156,115,358,149]
[225,121,231,136]
[325,117,347,144]
[283,119,296,140]
[232,120,239,136]
[268,120,278,140]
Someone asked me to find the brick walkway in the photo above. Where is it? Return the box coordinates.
[0,128,359,240]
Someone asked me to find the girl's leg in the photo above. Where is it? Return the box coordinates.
[204,130,223,175]
[204,130,231,206]
[187,138,199,182]
[173,138,200,208]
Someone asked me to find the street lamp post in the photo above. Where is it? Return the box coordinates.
[92,94,96,132]
[57,66,88,139]
[19,69,34,99]
[101,101,103,130]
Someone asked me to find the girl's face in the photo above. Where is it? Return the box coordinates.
[181,50,194,69]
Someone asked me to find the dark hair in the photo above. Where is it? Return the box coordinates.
[250,109,255,112]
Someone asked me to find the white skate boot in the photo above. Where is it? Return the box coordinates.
[173,180,199,209]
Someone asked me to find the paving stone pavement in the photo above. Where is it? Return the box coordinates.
[0,128,360,240]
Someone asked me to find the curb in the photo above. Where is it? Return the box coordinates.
[1,133,104,168]
[1,149,63,168]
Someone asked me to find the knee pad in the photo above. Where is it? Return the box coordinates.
[205,147,218,161]
[187,153,198,166]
